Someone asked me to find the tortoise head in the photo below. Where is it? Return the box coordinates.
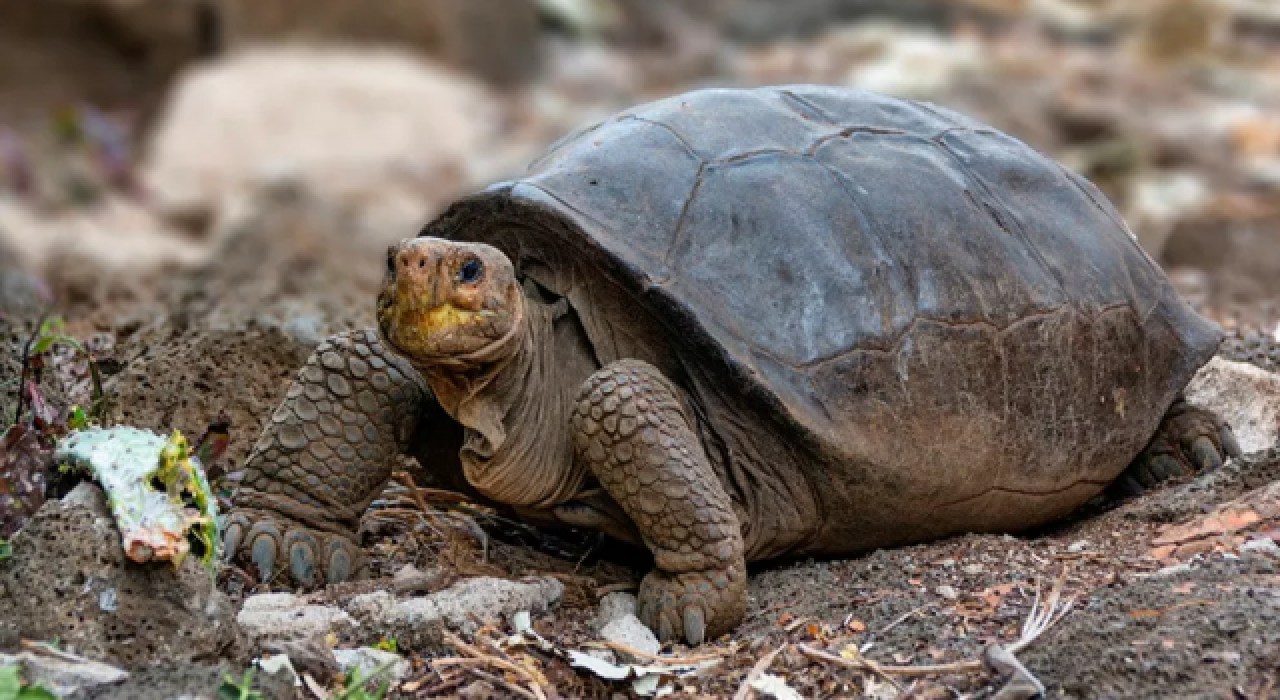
[377,237,525,366]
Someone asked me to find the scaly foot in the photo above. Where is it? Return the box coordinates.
[222,508,365,587]
[1113,398,1241,497]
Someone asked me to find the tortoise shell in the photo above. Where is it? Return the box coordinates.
[421,85,1219,557]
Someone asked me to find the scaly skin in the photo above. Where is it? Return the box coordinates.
[1113,396,1242,497]
[222,236,1238,647]
[571,359,747,645]
[222,329,425,586]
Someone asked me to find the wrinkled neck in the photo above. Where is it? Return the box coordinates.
[422,303,587,508]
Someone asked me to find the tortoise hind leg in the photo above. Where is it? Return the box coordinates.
[1110,396,1242,498]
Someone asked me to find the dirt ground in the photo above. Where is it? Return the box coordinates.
[5,3,1280,699]
[7,182,1271,699]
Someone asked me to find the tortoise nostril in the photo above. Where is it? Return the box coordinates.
[418,259,425,268]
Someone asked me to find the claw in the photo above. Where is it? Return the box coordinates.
[1133,460,1158,488]
[657,613,674,643]
[1113,473,1145,498]
[1148,455,1186,481]
[683,606,706,646]
[284,531,319,588]
[1189,436,1223,471]
[250,534,278,582]
[326,539,353,584]
[222,517,246,561]
[247,521,282,582]
[1220,425,1243,459]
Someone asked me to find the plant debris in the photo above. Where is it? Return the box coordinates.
[54,426,219,569]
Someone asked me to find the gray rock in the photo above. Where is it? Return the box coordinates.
[344,577,563,651]
[594,592,638,633]
[0,651,128,697]
[1185,357,1280,453]
[0,484,241,669]
[599,614,660,662]
[236,593,357,648]
[255,655,300,690]
[333,647,409,684]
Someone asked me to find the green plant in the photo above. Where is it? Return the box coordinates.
[372,637,398,653]
[0,540,10,563]
[215,669,264,700]
[10,314,109,429]
[0,664,57,700]
[332,663,394,700]
[29,317,107,424]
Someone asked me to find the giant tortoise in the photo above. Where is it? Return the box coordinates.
[222,85,1238,644]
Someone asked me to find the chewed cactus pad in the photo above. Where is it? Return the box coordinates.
[55,426,219,570]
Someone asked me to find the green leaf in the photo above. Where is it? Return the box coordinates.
[18,686,57,700]
[0,665,21,700]
[28,336,54,356]
[215,669,263,700]
[0,540,10,563]
[67,406,88,431]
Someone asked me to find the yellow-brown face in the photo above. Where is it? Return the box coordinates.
[376,237,524,364]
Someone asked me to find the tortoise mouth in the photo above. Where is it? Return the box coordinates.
[376,282,525,368]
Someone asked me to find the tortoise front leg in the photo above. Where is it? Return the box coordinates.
[222,328,428,587]
[571,359,747,645]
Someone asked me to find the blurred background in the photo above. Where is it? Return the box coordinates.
[2,0,1280,366]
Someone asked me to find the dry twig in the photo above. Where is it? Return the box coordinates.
[580,640,727,665]
[439,629,549,700]
[732,643,787,700]
[463,666,539,700]
[802,568,1076,680]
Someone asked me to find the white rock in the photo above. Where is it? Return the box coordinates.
[1067,540,1090,553]
[936,585,959,600]
[751,672,804,700]
[594,592,638,632]
[1184,356,1280,453]
[599,614,660,662]
[1241,538,1280,556]
[237,592,357,645]
[333,647,410,683]
[0,652,128,697]
[141,46,507,226]
[256,654,300,688]
[344,577,563,650]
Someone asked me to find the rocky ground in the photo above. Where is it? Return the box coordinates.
[4,2,1280,699]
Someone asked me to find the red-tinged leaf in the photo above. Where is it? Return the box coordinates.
[194,415,232,480]
[24,380,55,427]
[0,424,53,538]
[776,613,795,627]
[847,618,867,633]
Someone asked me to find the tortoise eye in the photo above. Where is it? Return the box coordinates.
[458,258,484,284]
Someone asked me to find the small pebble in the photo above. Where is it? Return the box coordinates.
[936,585,959,600]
